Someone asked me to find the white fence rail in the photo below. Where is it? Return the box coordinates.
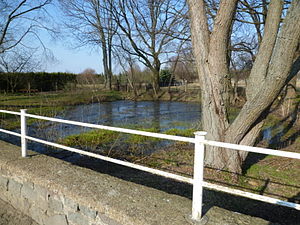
[0,109,300,221]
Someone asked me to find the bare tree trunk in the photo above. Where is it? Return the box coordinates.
[151,68,160,99]
[189,0,237,170]
[225,1,300,171]
[188,0,300,173]
[281,77,298,117]
[168,55,179,93]
[101,38,112,90]
[246,0,283,100]
[128,65,138,99]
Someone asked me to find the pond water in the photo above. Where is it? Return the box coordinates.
[55,100,201,134]
[0,100,201,155]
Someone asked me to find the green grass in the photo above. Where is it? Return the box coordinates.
[262,114,281,129]
[163,128,196,137]
[0,90,123,108]
[228,106,241,123]
[124,127,160,144]
[0,90,124,130]
[60,129,119,148]
[244,158,299,186]
[60,126,162,149]
[60,127,197,150]
[0,106,66,130]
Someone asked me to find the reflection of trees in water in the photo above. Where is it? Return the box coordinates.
[152,101,161,131]
[103,102,113,125]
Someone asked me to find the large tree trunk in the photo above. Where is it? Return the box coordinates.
[188,0,237,170]
[188,0,300,173]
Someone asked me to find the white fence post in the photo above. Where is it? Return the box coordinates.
[192,131,207,221]
[20,109,27,157]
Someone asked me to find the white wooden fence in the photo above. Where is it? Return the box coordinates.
[0,109,300,221]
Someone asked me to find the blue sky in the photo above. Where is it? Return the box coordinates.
[39,2,104,74]
[45,41,104,74]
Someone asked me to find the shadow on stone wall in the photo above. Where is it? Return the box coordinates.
[51,153,300,225]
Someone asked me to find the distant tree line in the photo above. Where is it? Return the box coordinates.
[0,72,76,93]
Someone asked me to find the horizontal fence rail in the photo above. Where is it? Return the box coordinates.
[203,140,300,160]
[0,110,21,116]
[0,109,300,221]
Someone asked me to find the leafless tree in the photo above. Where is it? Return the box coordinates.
[169,46,197,82]
[0,0,52,54]
[59,0,116,90]
[0,48,41,73]
[108,0,189,97]
[188,0,300,173]
[77,68,98,89]
[114,51,140,98]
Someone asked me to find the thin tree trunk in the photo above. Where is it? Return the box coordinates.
[151,69,160,99]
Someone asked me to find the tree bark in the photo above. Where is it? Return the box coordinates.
[188,0,300,173]
[246,0,283,100]
[280,77,298,117]
[189,0,238,169]
[151,67,160,98]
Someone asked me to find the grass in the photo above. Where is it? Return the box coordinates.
[60,129,119,148]
[227,106,241,123]
[0,90,123,108]
[125,127,160,144]
[60,126,161,150]
[0,90,123,130]
[163,128,196,137]
[126,87,201,102]
[60,127,196,151]
[139,141,300,201]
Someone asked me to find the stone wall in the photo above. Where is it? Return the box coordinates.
[0,175,117,225]
[0,141,193,225]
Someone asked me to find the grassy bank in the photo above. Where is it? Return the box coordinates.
[139,141,300,203]
[0,90,123,130]
[124,86,201,102]
[0,89,122,108]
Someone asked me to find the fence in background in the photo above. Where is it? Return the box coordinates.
[0,109,300,221]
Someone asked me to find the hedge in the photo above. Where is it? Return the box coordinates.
[0,72,77,93]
